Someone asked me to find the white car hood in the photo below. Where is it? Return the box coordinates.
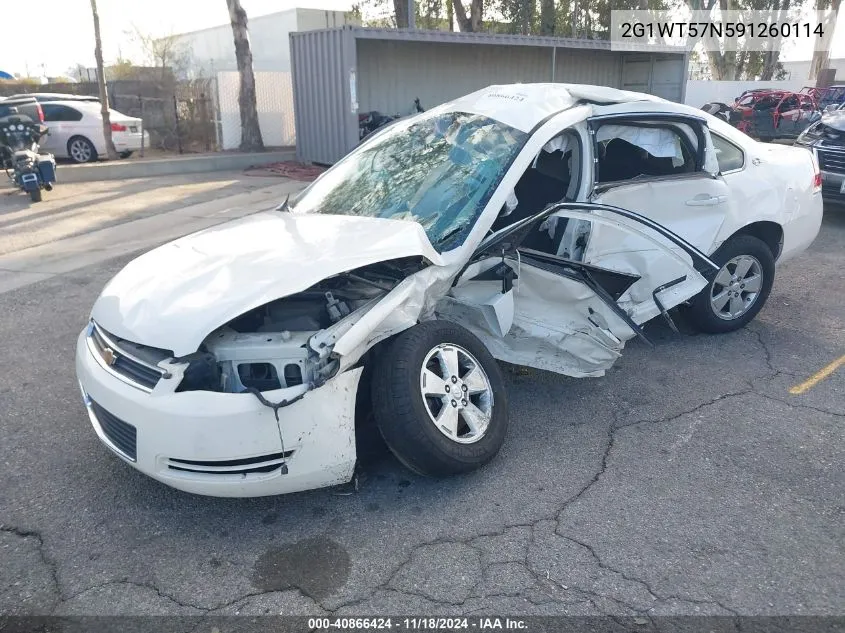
[91,211,443,356]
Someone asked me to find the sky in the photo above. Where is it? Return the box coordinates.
[1,0,353,78]
[0,0,842,78]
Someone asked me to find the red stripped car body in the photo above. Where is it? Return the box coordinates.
[729,89,818,141]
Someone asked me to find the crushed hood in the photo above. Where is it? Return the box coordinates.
[820,110,845,132]
[91,212,443,356]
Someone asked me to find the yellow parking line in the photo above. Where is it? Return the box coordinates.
[789,354,845,395]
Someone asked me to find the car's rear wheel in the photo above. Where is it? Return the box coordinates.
[67,136,97,163]
[119,151,133,159]
[371,321,508,476]
[687,234,775,333]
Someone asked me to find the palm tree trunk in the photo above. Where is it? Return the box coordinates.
[453,0,472,31]
[90,0,118,160]
[226,0,265,152]
[808,0,841,81]
[393,0,410,27]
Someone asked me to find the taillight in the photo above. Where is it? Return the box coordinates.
[110,123,127,132]
[36,103,44,122]
[810,149,822,193]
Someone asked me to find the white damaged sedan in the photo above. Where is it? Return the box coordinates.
[76,84,823,497]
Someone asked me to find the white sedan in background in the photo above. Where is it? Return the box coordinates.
[76,83,823,498]
[39,100,149,163]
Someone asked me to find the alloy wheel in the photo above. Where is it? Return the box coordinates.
[70,139,92,163]
[710,254,763,320]
[419,343,494,444]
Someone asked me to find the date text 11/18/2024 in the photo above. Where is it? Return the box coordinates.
[308,617,529,630]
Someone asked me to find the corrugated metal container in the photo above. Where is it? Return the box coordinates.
[290,27,689,164]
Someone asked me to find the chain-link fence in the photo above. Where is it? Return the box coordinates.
[111,78,219,153]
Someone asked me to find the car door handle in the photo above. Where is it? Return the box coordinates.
[685,194,727,207]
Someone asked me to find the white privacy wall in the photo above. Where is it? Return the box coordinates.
[684,79,806,107]
[218,71,296,150]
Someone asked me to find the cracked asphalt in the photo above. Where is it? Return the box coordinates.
[0,178,843,619]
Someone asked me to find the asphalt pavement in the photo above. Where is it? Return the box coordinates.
[0,176,843,619]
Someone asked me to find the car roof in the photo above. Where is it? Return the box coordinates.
[1,94,37,103]
[8,93,99,102]
[438,83,667,133]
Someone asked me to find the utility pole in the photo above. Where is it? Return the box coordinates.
[90,0,118,160]
[408,0,416,28]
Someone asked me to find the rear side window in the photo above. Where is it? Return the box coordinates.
[712,134,745,173]
[595,123,698,184]
[42,104,83,122]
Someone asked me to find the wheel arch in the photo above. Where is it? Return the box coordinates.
[352,333,402,462]
[66,135,97,162]
[729,221,784,260]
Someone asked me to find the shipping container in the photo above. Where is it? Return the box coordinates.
[290,26,689,164]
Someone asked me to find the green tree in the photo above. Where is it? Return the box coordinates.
[684,0,805,80]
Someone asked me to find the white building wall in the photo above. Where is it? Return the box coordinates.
[780,58,845,82]
[173,9,350,77]
[219,71,296,149]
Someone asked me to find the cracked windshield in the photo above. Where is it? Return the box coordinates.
[291,111,527,251]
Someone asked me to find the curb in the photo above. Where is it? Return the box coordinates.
[56,149,297,183]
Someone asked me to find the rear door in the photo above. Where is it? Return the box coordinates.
[585,113,734,258]
[440,204,718,377]
[40,104,84,156]
[775,94,802,138]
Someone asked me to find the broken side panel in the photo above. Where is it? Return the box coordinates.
[439,203,715,378]
[439,258,632,377]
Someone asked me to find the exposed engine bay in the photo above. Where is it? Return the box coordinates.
[176,257,429,395]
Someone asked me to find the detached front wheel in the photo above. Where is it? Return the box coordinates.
[371,321,508,477]
[687,234,775,333]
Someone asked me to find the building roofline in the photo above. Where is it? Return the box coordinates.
[290,25,688,55]
[166,7,346,40]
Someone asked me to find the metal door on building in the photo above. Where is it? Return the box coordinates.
[621,54,686,103]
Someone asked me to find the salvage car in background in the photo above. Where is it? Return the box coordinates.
[729,89,818,141]
[797,105,845,204]
[801,85,845,111]
[76,84,823,497]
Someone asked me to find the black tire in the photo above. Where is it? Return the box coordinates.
[119,151,133,159]
[371,321,509,477]
[29,188,42,202]
[67,136,97,164]
[687,234,775,334]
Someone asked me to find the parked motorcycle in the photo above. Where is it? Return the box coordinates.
[358,97,425,142]
[0,109,56,202]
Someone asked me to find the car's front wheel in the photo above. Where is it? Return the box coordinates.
[687,234,775,333]
[371,321,508,477]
